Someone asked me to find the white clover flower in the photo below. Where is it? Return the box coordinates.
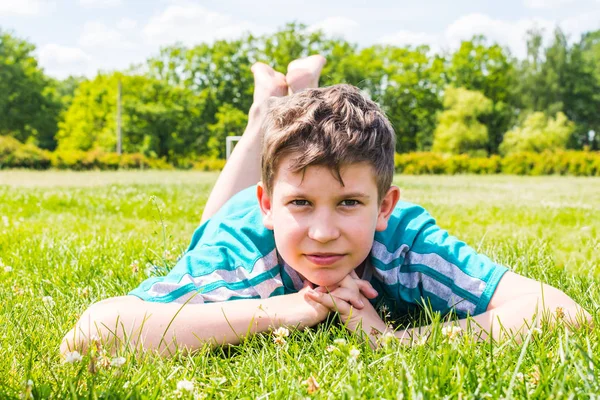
[123,381,130,389]
[379,331,397,347]
[348,347,360,359]
[273,336,287,346]
[2,216,9,227]
[413,335,428,346]
[4,266,12,273]
[111,356,126,367]
[64,351,82,363]
[42,296,55,307]
[326,345,337,353]
[176,379,195,392]
[333,338,347,346]
[529,327,542,336]
[273,327,290,338]
[26,379,33,387]
[515,372,524,381]
[441,326,462,339]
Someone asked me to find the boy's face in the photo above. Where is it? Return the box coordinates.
[257,155,399,288]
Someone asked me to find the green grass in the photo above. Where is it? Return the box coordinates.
[1,171,599,399]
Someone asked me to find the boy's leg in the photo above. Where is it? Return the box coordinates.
[286,55,326,95]
[201,63,287,223]
[200,56,327,223]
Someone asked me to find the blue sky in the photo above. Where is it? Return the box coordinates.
[1,0,598,79]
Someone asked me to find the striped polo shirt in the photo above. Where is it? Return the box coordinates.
[130,185,507,318]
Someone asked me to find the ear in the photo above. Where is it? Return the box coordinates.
[376,186,400,232]
[256,181,274,230]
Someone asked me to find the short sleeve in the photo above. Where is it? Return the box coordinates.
[129,186,286,304]
[370,201,508,317]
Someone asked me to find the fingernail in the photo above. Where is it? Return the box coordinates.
[359,300,364,307]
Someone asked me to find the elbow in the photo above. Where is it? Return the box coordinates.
[60,297,129,356]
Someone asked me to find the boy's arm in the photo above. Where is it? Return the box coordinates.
[310,271,591,347]
[61,287,328,356]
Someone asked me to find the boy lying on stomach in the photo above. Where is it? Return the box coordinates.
[61,55,591,356]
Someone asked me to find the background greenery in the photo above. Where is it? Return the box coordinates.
[1,23,600,166]
[0,171,598,398]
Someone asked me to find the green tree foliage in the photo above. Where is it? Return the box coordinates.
[432,87,492,155]
[57,73,212,161]
[445,36,516,154]
[0,30,61,149]
[516,28,600,149]
[207,104,248,159]
[499,111,574,155]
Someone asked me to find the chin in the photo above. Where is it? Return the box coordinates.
[306,274,343,288]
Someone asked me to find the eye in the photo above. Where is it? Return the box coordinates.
[290,199,310,207]
[340,199,360,207]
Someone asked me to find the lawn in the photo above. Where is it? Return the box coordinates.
[0,171,598,398]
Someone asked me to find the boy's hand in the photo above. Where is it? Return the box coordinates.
[284,281,332,328]
[306,272,386,336]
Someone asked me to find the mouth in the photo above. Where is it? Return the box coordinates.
[304,253,346,266]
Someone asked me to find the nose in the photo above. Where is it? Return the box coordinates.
[307,209,340,243]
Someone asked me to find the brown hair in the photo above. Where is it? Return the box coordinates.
[260,84,396,201]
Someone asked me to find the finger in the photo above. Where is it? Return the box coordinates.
[350,270,360,280]
[306,291,352,315]
[328,288,365,309]
[355,279,378,299]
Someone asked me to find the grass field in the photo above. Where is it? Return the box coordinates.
[0,171,598,399]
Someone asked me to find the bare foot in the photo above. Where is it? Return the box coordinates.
[250,62,288,106]
[286,55,326,95]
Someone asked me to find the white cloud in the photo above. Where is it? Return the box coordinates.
[446,13,557,57]
[524,0,576,9]
[560,11,600,39]
[307,16,360,39]
[37,44,91,78]
[79,21,135,49]
[142,3,267,46]
[375,13,563,58]
[0,0,50,16]
[78,0,122,8]
[378,30,439,49]
[117,17,137,31]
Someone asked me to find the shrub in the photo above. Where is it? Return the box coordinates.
[193,158,226,172]
[0,136,51,169]
[394,151,599,176]
[500,112,574,155]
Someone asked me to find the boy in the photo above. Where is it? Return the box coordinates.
[61,56,590,356]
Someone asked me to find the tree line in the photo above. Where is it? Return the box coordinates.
[1,22,599,165]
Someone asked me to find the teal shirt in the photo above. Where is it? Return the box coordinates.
[130,186,507,317]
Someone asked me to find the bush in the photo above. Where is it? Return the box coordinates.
[0,136,51,169]
[394,151,600,176]
[193,158,226,172]
[50,149,173,170]
[500,112,574,155]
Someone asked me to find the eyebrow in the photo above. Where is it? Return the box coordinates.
[283,191,371,199]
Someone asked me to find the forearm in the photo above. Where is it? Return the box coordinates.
[64,293,313,356]
[399,289,591,345]
[201,104,264,223]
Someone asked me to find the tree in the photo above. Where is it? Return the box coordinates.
[432,87,492,155]
[56,73,213,161]
[0,30,61,149]
[380,45,445,152]
[499,111,574,154]
[445,36,517,154]
[206,104,248,159]
[515,28,600,149]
